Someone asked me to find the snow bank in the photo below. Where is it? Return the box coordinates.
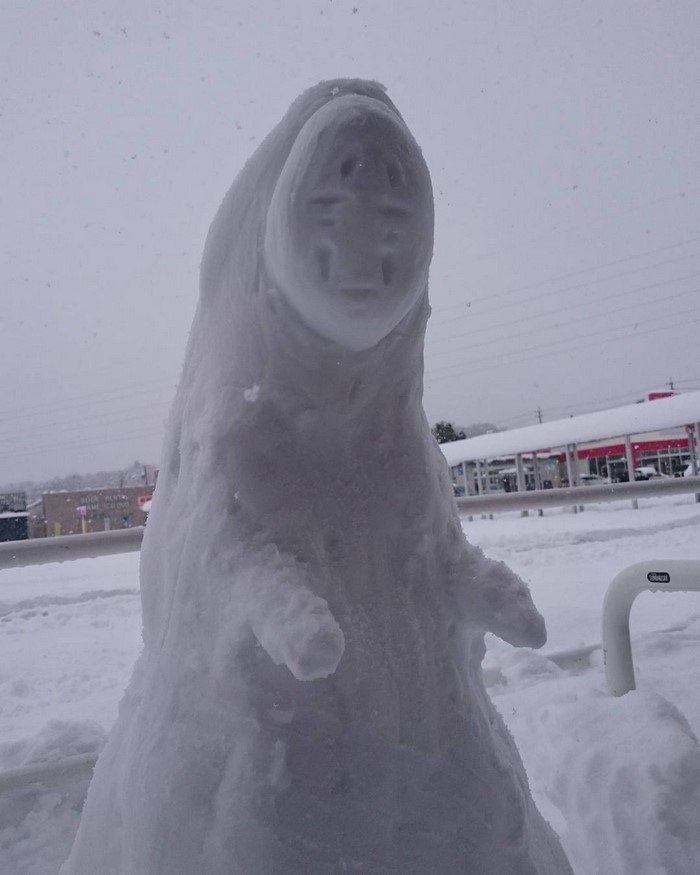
[0,722,105,875]
[2,499,700,871]
[492,649,700,875]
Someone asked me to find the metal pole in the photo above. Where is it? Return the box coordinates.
[624,434,639,510]
[564,444,577,513]
[531,454,544,516]
[515,453,528,517]
[475,459,484,496]
[571,442,585,511]
[689,424,700,503]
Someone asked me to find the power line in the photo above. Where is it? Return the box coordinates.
[0,400,170,445]
[0,425,165,464]
[427,302,699,380]
[429,234,700,322]
[464,187,699,271]
[427,279,700,360]
[537,385,671,418]
[433,377,698,432]
[429,249,700,330]
[0,378,177,424]
[426,311,700,385]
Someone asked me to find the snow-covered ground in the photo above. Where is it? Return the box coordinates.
[2,494,700,873]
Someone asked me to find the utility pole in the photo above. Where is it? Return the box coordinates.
[536,407,543,424]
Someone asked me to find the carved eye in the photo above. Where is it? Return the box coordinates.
[340,155,358,179]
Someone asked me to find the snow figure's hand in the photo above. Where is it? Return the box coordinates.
[249,585,345,682]
[456,547,546,649]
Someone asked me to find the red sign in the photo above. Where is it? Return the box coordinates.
[137,495,151,510]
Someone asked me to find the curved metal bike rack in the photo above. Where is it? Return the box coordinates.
[602,559,700,696]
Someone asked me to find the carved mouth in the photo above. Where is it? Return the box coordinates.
[339,285,378,302]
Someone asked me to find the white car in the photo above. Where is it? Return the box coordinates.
[579,474,610,486]
[635,467,669,480]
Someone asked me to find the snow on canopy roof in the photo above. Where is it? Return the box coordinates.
[440,390,700,465]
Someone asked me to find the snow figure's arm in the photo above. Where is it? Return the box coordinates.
[451,542,547,649]
[239,545,345,682]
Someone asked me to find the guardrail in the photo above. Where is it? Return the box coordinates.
[602,559,700,696]
[0,526,144,571]
[456,475,700,514]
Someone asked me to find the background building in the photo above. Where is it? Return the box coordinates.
[0,492,29,541]
[443,391,700,496]
[32,486,155,537]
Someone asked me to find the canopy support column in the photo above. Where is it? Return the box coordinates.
[515,453,529,517]
[565,444,578,513]
[531,453,544,516]
[688,425,700,503]
[475,460,484,495]
[624,434,639,510]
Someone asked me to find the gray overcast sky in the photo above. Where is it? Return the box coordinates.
[2,0,699,483]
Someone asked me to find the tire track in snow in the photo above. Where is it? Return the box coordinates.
[476,513,700,554]
[0,588,140,620]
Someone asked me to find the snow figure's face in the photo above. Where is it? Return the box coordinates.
[264,95,434,351]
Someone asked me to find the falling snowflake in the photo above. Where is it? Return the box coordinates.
[243,384,260,403]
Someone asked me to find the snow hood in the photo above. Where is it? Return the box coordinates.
[142,79,435,639]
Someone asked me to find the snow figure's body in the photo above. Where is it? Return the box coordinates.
[62,81,571,874]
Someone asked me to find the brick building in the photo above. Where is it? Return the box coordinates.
[32,486,154,537]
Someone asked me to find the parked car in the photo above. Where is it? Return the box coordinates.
[634,467,669,480]
[579,474,610,486]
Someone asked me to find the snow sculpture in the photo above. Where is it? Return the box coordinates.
[62,80,572,874]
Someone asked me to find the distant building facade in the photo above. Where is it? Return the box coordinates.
[567,428,693,481]
[451,455,563,496]
[0,492,29,541]
[32,486,155,537]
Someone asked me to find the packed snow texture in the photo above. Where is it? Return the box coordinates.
[3,498,700,872]
[60,79,569,873]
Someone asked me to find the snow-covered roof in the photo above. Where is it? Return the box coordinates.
[440,390,700,465]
